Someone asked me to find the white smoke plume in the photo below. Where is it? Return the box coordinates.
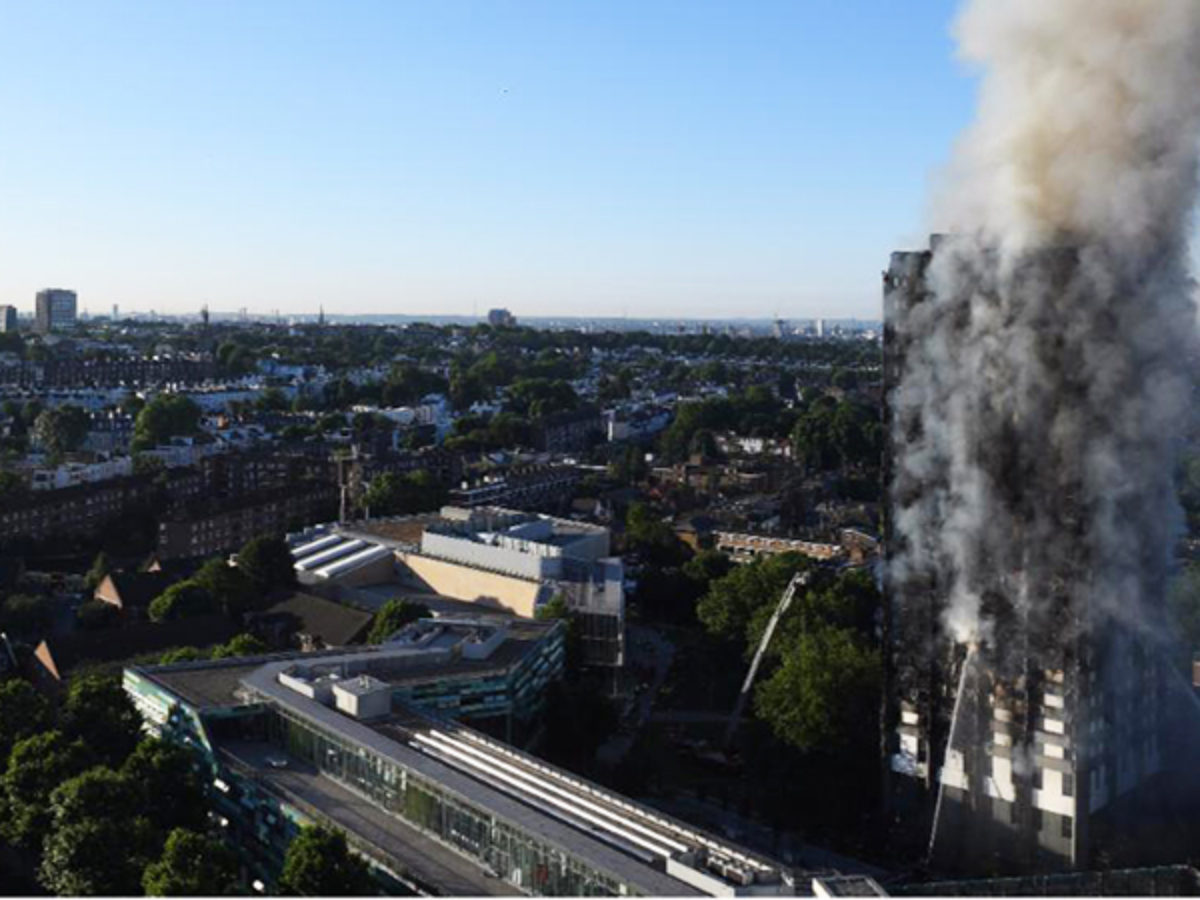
[892,0,1200,653]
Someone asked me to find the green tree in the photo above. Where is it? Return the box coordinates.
[211,632,269,659]
[216,341,255,377]
[142,827,239,896]
[120,392,146,416]
[681,548,734,588]
[505,377,579,417]
[0,678,53,763]
[122,738,207,835]
[659,397,737,462]
[132,394,202,452]
[158,646,211,664]
[449,369,490,411]
[0,593,55,636]
[696,553,813,644]
[0,469,28,502]
[32,404,90,456]
[624,502,689,567]
[368,599,431,644]
[380,363,447,407]
[61,673,144,767]
[363,470,446,517]
[255,386,290,413]
[192,557,259,618]
[237,535,298,594]
[83,550,112,591]
[608,444,648,486]
[38,816,154,896]
[535,595,583,675]
[317,412,346,434]
[754,626,881,752]
[149,581,217,623]
[47,766,140,832]
[278,824,376,896]
[0,731,93,849]
[830,367,859,391]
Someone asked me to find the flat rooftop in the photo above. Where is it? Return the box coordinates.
[234,657,790,897]
[138,620,557,710]
[238,658,703,896]
[344,515,440,547]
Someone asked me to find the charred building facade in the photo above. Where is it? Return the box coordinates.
[882,237,1171,874]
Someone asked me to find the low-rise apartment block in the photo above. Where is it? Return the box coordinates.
[159,484,338,560]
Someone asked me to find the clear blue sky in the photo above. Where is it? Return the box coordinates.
[0,0,975,320]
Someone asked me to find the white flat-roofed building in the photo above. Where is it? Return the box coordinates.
[288,507,627,669]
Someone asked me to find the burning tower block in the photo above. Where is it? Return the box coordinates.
[881,236,1171,875]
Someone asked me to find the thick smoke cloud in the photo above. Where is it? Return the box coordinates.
[892,0,1200,651]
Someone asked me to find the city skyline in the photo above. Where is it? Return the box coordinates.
[0,0,980,320]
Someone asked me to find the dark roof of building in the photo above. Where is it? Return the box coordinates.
[253,591,373,647]
[136,619,560,711]
[35,615,240,679]
[99,570,173,609]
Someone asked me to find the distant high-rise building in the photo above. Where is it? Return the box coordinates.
[815,318,826,338]
[34,288,77,333]
[0,305,17,333]
[112,303,119,320]
[487,307,516,328]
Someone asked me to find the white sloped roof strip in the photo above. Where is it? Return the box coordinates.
[294,538,365,571]
[422,729,688,855]
[291,533,344,559]
[314,544,392,579]
[412,731,677,860]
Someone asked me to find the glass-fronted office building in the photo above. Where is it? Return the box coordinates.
[125,616,793,897]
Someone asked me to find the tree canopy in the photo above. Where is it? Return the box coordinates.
[0,678,53,764]
[790,397,881,474]
[624,502,689,568]
[142,827,239,896]
[0,593,55,636]
[696,555,882,753]
[0,730,93,849]
[84,551,113,591]
[237,535,298,595]
[32,404,90,457]
[362,470,446,518]
[367,599,431,644]
[278,824,376,896]
[132,394,202,452]
[38,815,154,896]
[121,738,207,835]
[60,673,144,767]
[149,581,218,623]
[192,557,259,618]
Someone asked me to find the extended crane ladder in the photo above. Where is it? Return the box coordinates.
[722,571,809,749]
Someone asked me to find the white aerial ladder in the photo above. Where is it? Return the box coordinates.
[722,570,810,748]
